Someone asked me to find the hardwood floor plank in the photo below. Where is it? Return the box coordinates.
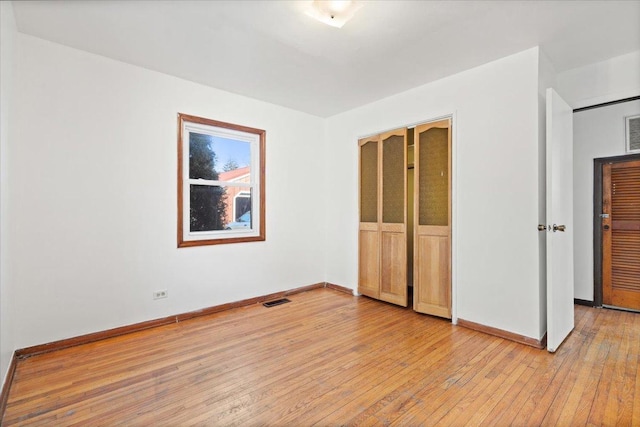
[568,310,614,426]
[586,309,623,426]
[478,352,541,426]
[68,297,404,426]
[510,316,585,425]
[605,309,640,426]
[602,312,633,426]
[295,327,464,426]
[39,296,366,425]
[404,341,521,426]
[330,342,459,425]
[553,308,610,426]
[525,339,587,423]
[3,290,638,426]
[634,347,640,425]
[204,304,427,425]
[382,336,507,426]
[326,327,487,425]
[451,346,537,426]
[225,306,451,425]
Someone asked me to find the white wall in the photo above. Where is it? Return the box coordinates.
[8,33,327,350]
[537,49,557,338]
[573,100,640,301]
[325,48,544,340]
[557,50,640,109]
[0,0,16,385]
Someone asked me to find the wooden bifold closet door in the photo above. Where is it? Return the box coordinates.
[413,119,452,318]
[358,119,451,318]
[358,136,380,299]
[358,129,408,307]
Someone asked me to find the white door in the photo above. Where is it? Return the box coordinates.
[546,88,574,353]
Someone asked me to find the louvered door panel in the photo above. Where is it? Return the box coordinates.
[603,160,640,309]
[612,231,640,290]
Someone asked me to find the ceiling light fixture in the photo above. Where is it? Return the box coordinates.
[305,0,362,28]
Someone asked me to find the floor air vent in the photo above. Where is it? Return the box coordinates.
[263,298,291,308]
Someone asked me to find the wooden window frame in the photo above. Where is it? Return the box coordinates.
[177,113,266,247]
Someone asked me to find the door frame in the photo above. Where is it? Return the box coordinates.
[593,153,640,307]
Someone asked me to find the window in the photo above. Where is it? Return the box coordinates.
[627,114,640,153]
[178,113,265,247]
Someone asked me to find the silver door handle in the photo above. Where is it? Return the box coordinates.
[552,224,566,232]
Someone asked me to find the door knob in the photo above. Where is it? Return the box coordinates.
[603,224,610,230]
[552,224,566,232]
[537,224,547,231]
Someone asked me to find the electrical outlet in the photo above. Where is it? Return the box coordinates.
[153,290,168,300]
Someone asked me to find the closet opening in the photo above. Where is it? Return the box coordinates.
[407,128,415,307]
[358,118,452,319]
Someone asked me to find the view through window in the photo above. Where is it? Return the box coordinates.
[178,114,265,246]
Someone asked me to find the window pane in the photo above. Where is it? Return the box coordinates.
[225,187,252,229]
[189,133,219,180]
[189,133,252,180]
[190,185,228,232]
[211,136,252,176]
[190,185,254,232]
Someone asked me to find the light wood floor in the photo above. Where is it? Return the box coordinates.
[4,288,640,426]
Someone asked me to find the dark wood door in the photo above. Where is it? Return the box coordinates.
[603,159,640,309]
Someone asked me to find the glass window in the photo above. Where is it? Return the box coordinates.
[178,114,265,246]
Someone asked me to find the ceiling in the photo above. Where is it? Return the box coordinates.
[11,1,640,117]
